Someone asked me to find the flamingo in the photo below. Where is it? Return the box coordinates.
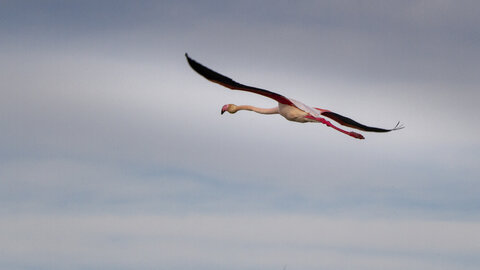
[185,53,403,139]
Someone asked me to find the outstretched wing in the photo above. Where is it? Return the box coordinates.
[320,111,404,133]
[185,53,295,106]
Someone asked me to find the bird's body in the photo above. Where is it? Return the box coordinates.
[279,102,309,122]
[186,53,403,139]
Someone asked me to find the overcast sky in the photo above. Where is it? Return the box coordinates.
[1,1,479,270]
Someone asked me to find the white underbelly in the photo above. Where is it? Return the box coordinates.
[278,103,309,122]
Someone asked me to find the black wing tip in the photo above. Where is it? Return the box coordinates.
[184,53,236,85]
[185,53,196,66]
[185,53,193,64]
[185,53,203,73]
[392,121,405,131]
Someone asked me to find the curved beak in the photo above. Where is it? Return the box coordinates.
[221,104,228,115]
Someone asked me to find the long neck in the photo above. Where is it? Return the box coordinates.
[235,105,279,114]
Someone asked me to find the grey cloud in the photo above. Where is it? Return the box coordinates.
[1,214,479,270]
[1,1,480,269]
[3,0,479,85]
[0,48,478,218]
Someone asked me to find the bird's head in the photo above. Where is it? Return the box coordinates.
[221,104,237,114]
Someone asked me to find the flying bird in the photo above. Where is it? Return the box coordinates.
[185,53,403,139]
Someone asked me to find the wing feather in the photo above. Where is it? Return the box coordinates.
[321,111,404,132]
[186,53,294,106]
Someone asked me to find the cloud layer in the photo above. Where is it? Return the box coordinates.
[1,1,479,269]
[1,214,479,270]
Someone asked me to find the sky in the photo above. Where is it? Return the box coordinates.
[1,1,479,269]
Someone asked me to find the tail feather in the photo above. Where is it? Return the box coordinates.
[321,111,404,133]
